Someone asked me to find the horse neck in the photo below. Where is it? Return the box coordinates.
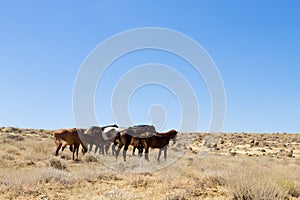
[158,131,176,138]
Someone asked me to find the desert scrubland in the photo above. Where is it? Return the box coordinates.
[0,127,299,200]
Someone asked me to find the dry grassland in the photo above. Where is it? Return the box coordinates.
[0,127,299,200]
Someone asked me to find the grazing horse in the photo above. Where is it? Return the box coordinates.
[111,125,157,162]
[101,126,122,156]
[141,129,177,162]
[53,128,88,160]
[83,124,118,155]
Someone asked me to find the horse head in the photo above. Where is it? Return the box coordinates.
[82,146,88,154]
[170,130,178,144]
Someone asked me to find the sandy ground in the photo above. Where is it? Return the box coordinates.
[0,127,299,200]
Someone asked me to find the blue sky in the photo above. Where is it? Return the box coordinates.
[0,1,299,133]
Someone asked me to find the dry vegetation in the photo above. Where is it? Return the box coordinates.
[0,127,299,200]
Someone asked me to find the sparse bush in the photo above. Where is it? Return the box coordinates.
[2,154,14,160]
[95,170,123,181]
[83,153,98,162]
[226,159,291,200]
[277,177,300,198]
[40,133,49,138]
[31,142,51,155]
[203,175,226,187]
[72,168,99,182]
[6,147,20,155]
[104,189,136,200]
[0,167,69,197]
[164,192,187,200]
[48,157,68,170]
[0,171,41,190]
[4,134,24,141]
[58,151,73,160]
[18,145,26,150]
[39,167,69,184]
[130,176,148,188]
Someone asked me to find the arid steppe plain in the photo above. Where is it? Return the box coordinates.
[0,127,299,200]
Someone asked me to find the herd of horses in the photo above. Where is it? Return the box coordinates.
[52,125,178,162]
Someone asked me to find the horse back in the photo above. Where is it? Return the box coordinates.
[53,128,81,145]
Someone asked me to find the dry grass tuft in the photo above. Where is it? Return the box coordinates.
[129,175,149,188]
[31,142,51,155]
[225,157,298,200]
[83,153,98,163]
[5,134,24,141]
[2,154,14,161]
[39,167,69,184]
[103,189,136,200]
[164,192,187,200]
[48,157,68,170]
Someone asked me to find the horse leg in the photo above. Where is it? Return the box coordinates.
[101,144,105,155]
[89,144,93,152]
[76,144,80,160]
[96,144,100,154]
[138,145,143,158]
[105,143,110,155]
[164,146,168,161]
[161,145,168,161]
[111,143,116,156]
[123,144,129,162]
[55,143,62,156]
[157,149,162,162]
[94,144,98,154]
[144,146,149,161]
[73,144,80,161]
[115,145,122,160]
[132,146,136,156]
[72,145,76,161]
[69,145,73,152]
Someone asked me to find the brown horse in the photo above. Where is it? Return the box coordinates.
[53,128,88,160]
[114,133,146,162]
[61,128,86,152]
[113,125,156,162]
[140,129,177,162]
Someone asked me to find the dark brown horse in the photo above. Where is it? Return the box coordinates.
[113,125,156,162]
[53,128,88,160]
[140,129,178,162]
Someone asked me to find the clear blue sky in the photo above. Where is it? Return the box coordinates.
[1,1,299,133]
